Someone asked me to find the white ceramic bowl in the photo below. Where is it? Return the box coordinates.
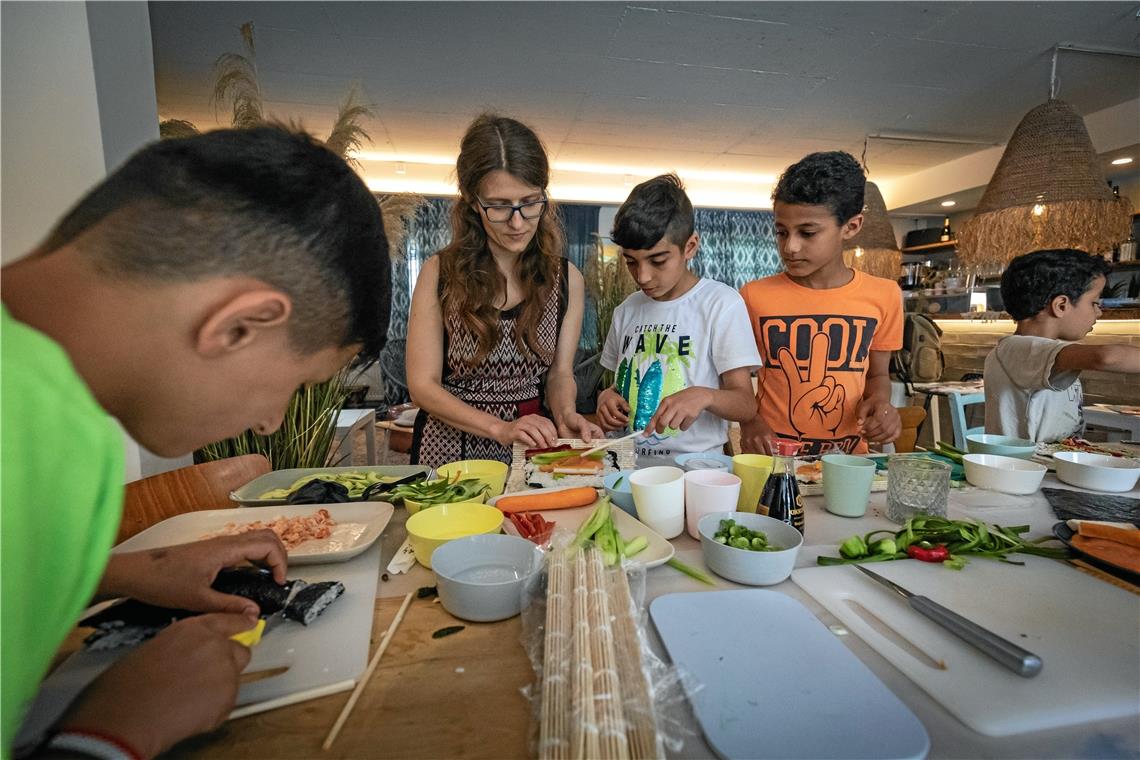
[430,534,543,622]
[697,511,803,586]
[966,434,1037,460]
[1053,452,1140,493]
[962,454,1047,495]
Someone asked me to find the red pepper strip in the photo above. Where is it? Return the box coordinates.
[508,513,534,539]
[907,544,951,562]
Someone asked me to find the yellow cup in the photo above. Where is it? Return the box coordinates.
[732,454,773,513]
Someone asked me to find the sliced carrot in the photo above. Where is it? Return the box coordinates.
[496,487,598,514]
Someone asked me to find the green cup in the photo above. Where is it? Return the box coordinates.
[822,454,878,517]
[732,454,773,513]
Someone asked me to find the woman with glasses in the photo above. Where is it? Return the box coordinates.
[406,113,602,467]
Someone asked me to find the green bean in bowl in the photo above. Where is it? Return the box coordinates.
[391,478,491,514]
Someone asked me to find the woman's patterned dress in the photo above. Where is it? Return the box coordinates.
[411,258,567,468]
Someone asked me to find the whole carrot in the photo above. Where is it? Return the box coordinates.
[496,487,598,514]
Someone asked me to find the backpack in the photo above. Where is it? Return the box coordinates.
[892,314,944,386]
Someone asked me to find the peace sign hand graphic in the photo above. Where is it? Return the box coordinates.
[778,331,845,438]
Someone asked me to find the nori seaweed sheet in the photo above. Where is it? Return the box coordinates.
[210,567,302,614]
[283,581,345,625]
[1042,488,1140,526]
[81,568,321,649]
[286,479,351,504]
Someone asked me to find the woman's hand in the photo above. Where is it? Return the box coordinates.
[99,532,288,617]
[595,387,631,431]
[493,414,559,449]
[557,413,604,444]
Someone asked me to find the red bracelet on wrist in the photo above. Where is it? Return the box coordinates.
[47,728,145,760]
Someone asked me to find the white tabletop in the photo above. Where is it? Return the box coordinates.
[374,475,1139,759]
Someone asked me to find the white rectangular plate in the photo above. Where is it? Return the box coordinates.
[489,486,674,568]
[115,502,394,564]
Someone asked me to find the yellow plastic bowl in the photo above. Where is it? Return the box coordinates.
[404,481,488,515]
[404,501,504,568]
[436,459,510,498]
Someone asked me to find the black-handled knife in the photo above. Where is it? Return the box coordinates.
[854,565,1043,678]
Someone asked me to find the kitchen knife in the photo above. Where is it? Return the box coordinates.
[231,581,305,647]
[854,565,1043,678]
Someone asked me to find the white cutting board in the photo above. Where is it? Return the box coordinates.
[650,591,930,760]
[793,557,1140,737]
[14,546,379,750]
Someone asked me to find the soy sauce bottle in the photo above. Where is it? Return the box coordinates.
[759,439,805,534]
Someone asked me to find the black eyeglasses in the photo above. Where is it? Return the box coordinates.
[476,197,548,223]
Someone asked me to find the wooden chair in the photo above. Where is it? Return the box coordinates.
[118,454,271,543]
[894,406,928,453]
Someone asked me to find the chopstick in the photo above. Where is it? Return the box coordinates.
[580,429,643,458]
[322,591,415,750]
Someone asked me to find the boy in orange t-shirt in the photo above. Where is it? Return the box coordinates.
[740,151,903,455]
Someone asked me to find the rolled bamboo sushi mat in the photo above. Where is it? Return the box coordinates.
[508,438,636,492]
[538,547,663,760]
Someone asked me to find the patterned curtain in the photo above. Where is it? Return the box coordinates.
[692,208,781,288]
[386,196,452,341]
[558,204,601,352]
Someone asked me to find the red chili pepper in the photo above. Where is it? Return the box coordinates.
[907,544,951,562]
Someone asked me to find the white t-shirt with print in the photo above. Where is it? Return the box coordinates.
[600,278,761,462]
[983,334,1084,443]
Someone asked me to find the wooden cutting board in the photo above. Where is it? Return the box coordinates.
[793,557,1140,737]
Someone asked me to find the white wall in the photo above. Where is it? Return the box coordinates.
[1,2,106,263]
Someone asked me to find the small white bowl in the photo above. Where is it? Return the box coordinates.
[697,512,803,586]
[430,534,543,622]
[1053,452,1140,493]
[963,454,1047,495]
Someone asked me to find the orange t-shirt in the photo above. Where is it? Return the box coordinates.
[740,270,903,455]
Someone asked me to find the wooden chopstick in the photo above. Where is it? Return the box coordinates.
[322,591,415,750]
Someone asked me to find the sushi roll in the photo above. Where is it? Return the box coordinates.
[283,581,345,625]
[80,599,192,650]
[212,567,304,615]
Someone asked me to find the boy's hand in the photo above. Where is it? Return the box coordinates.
[596,387,631,431]
[100,532,289,617]
[856,398,901,444]
[58,613,256,759]
[557,413,604,444]
[494,414,559,449]
[645,387,713,435]
[739,415,776,455]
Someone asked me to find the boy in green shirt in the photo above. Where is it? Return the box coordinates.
[1,127,391,759]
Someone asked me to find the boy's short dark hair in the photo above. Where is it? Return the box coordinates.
[1000,248,1111,321]
[772,151,865,224]
[611,173,694,250]
[38,126,391,359]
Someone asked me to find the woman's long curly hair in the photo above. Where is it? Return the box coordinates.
[438,113,565,367]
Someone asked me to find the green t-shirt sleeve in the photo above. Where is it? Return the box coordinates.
[1,308,124,755]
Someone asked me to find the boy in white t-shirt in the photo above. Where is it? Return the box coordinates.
[597,174,761,462]
[984,248,1140,443]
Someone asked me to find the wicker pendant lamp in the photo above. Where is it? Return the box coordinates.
[957,99,1132,268]
[842,181,902,280]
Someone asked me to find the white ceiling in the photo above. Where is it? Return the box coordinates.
[149,1,1140,209]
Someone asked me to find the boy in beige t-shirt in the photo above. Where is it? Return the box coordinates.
[984,248,1140,443]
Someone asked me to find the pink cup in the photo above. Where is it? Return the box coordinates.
[683,470,743,539]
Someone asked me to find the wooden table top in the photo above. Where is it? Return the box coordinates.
[167,597,533,759]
